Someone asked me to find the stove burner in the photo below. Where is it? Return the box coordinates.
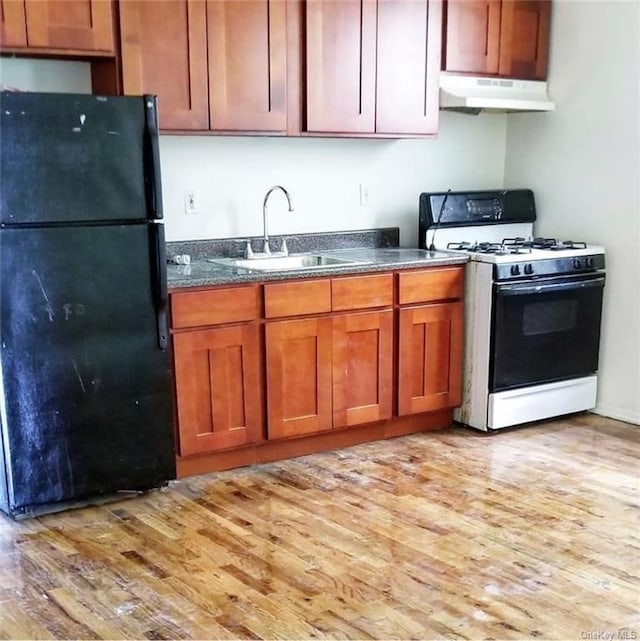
[557,240,587,250]
[532,237,559,249]
[501,237,589,251]
[447,241,532,255]
[446,241,473,251]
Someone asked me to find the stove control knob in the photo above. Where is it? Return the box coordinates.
[586,256,595,268]
[573,258,584,270]
[510,264,521,276]
[524,263,534,275]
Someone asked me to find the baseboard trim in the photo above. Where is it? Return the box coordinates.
[176,410,453,478]
[592,405,640,426]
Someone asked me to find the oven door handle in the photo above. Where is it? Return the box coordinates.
[497,276,605,296]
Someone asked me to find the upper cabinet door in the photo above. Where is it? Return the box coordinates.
[119,0,209,130]
[23,0,114,53]
[376,0,442,135]
[443,0,501,75]
[0,0,27,47]
[306,0,377,133]
[208,0,287,132]
[498,0,550,80]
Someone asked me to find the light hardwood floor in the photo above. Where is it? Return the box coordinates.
[1,413,638,640]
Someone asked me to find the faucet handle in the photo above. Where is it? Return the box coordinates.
[244,240,254,259]
[280,238,289,256]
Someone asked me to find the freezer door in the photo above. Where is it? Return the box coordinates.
[0,224,175,516]
[0,92,162,224]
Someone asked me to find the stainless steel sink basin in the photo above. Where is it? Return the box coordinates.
[208,253,371,272]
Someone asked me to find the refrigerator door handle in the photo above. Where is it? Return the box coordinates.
[144,95,164,220]
[150,223,169,350]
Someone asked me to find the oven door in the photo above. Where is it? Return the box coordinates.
[490,273,605,391]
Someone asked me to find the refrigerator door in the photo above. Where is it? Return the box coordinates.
[0,92,162,225]
[0,224,175,517]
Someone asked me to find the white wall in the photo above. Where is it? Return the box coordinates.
[504,0,640,424]
[0,57,92,93]
[160,114,506,246]
[0,57,507,248]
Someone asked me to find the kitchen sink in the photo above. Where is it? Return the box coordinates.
[207,253,371,272]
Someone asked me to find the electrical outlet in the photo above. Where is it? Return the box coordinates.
[184,190,199,215]
[359,182,371,207]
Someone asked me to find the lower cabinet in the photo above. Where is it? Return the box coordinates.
[169,265,464,467]
[332,310,393,428]
[397,266,465,415]
[266,309,393,440]
[170,284,263,456]
[265,316,333,439]
[398,302,463,415]
[173,323,263,456]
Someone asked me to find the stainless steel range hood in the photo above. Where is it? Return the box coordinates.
[439,74,555,114]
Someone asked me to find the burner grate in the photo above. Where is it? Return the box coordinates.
[501,237,589,251]
[447,240,532,255]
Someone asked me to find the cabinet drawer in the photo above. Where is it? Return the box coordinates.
[264,279,331,318]
[332,273,393,311]
[171,285,259,329]
[399,267,464,304]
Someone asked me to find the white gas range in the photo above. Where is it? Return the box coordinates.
[419,189,606,431]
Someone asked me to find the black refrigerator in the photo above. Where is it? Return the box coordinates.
[0,91,175,519]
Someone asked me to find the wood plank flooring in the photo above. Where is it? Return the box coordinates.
[1,413,638,640]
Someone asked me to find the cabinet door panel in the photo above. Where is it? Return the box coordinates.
[376,0,442,135]
[333,311,393,428]
[119,0,208,130]
[498,0,550,79]
[174,324,262,456]
[306,0,376,133]
[208,0,287,132]
[398,302,463,415]
[266,317,332,439]
[1,0,27,47]
[444,0,501,74]
[24,0,113,52]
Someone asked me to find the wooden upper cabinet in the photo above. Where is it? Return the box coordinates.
[1,0,113,53]
[306,0,441,136]
[119,0,209,130]
[119,0,288,132]
[376,0,442,135]
[1,0,27,47]
[498,0,550,80]
[443,0,501,75]
[208,0,287,132]
[305,0,377,133]
[443,0,550,80]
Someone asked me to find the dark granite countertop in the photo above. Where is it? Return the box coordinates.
[167,246,468,290]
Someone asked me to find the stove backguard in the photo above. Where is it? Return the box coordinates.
[418,188,537,250]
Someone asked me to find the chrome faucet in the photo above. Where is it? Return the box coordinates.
[262,185,294,255]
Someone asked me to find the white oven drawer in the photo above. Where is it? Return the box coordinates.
[487,376,598,429]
